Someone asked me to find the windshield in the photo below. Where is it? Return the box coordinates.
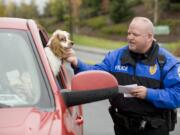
[0,29,53,109]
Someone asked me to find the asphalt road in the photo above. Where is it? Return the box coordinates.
[82,101,180,135]
[83,101,114,135]
[75,46,180,135]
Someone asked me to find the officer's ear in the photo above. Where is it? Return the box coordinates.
[147,33,153,42]
[153,38,157,42]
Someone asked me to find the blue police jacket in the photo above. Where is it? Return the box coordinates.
[74,42,180,115]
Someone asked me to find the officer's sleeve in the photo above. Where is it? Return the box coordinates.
[146,64,180,109]
[74,52,112,74]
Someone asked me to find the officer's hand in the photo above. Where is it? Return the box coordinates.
[130,86,147,99]
[65,48,78,67]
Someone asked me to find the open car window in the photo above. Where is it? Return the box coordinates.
[56,63,74,90]
[0,29,53,109]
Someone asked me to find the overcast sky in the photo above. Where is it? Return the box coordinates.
[6,0,48,14]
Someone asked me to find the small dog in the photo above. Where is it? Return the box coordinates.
[45,30,74,76]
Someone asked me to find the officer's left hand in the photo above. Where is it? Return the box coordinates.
[130,86,147,99]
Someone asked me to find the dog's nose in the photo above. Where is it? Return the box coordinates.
[70,41,74,46]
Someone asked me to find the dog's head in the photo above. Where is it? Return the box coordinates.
[47,30,74,58]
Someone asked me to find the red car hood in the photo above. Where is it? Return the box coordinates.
[0,107,61,135]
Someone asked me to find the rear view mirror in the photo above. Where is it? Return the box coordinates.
[62,71,119,107]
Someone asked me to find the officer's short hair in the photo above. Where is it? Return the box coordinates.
[132,17,154,36]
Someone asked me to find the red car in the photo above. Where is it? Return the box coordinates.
[0,17,118,135]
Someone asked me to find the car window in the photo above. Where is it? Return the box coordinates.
[56,63,74,89]
[64,63,74,86]
[39,30,48,47]
[0,29,53,109]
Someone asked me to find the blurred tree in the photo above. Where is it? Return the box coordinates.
[127,0,142,7]
[16,0,39,18]
[101,0,109,14]
[0,0,6,16]
[80,0,101,18]
[71,0,82,33]
[49,0,67,22]
[110,0,132,23]
[71,0,82,18]
[169,0,180,11]
[5,0,17,17]
[68,0,73,38]
[154,0,158,24]
[43,1,52,17]
[170,0,180,2]
[142,0,170,24]
[28,0,39,18]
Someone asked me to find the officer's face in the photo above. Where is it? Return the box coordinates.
[127,20,153,53]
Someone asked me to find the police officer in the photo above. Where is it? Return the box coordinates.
[66,17,180,135]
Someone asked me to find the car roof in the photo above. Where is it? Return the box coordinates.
[0,17,29,30]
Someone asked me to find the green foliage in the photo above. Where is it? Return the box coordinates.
[141,0,153,11]
[49,0,67,22]
[5,1,18,17]
[163,41,180,56]
[80,0,101,19]
[173,48,180,57]
[101,23,128,36]
[170,3,180,11]
[0,0,6,16]
[109,0,133,23]
[127,0,142,7]
[42,1,52,17]
[159,0,170,10]
[159,19,180,27]
[38,17,60,33]
[81,16,107,29]
[158,19,180,34]
[15,0,39,18]
[142,0,169,11]
[0,0,39,18]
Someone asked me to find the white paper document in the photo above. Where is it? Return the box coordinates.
[118,84,137,98]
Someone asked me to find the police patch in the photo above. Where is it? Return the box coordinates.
[178,66,180,78]
[149,64,157,75]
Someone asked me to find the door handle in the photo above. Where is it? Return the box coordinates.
[75,115,83,125]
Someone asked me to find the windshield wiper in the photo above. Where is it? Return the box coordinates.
[0,103,11,108]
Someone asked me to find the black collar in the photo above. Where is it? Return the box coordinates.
[121,42,159,66]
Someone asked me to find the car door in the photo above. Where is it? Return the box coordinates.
[39,28,83,135]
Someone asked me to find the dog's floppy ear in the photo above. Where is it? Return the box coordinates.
[57,33,66,42]
[55,34,60,40]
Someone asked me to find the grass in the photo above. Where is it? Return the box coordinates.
[163,42,180,51]
[74,34,180,56]
[73,34,127,50]
[163,42,180,56]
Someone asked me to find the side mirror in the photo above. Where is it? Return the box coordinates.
[62,71,119,107]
